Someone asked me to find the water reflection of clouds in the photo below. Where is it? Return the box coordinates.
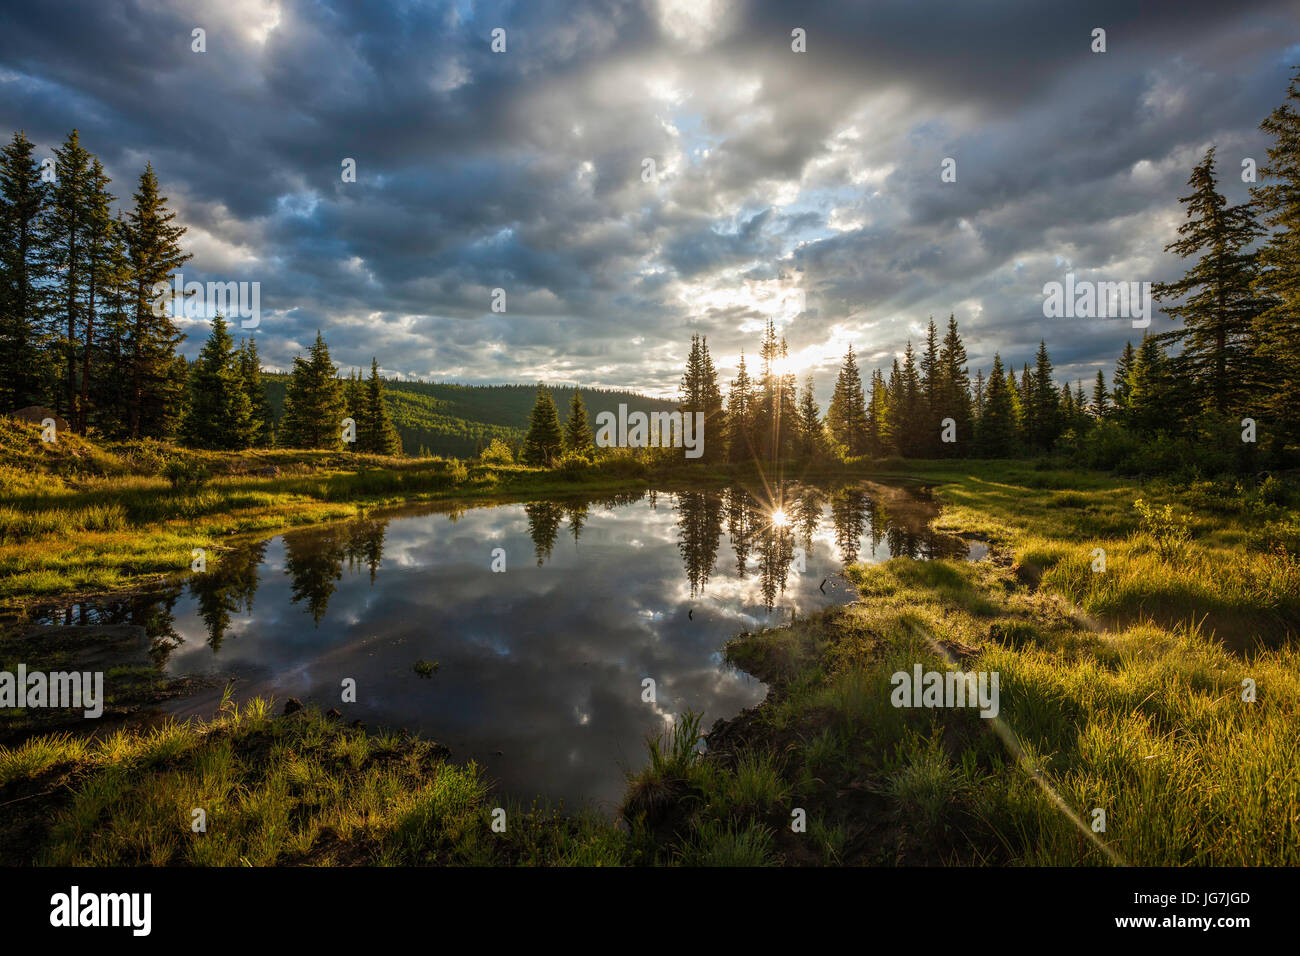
[68,480,961,813]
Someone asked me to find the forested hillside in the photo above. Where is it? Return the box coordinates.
[260,374,675,457]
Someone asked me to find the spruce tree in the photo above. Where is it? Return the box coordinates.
[125,163,191,438]
[1153,147,1266,415]
[0,130,51,411]
[49,130,93,420]
[937,315,971,457]
[1092,370,1110,418]
[1112,342,1135,413]
[88,212,134,437]
[78,157,115,432]
[826,344,867,456]
[343,369,364,448]
[181,315,254,450]
[1018,363,1033,445]
[882,358,903,455]
[564,388,594,457]
[1007,365,1025,441]
[919,317,941,454]
[699,337,724,461]
[238,336,274,446]
[977,354,1016,457]
[755,319,781,459]
[359,359,401,455]
[1029,341,1060,449]
[522,385,563,466]
[680,334,704,412]
[1251,66,1300,447]
[726,352,755,463]
[281,331,345,449]
[679,334,710,458]
[778,336,799,458]
[866,367,887,456]
[1125,335,1172,434]
[1060,382,1076,434]
[796,375,821,456]
[1074,380,1088,429]
[898,342,924,457]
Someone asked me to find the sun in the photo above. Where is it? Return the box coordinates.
[771,508,791,527]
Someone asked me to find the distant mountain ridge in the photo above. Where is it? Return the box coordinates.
[260,373,676,457]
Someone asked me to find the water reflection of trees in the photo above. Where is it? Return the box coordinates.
[525,501,565,566]
[681,481,968,610]
[34,589,187,666]
[723,486,795,610]
[676,491,723,597]
[283,518,390,627]
[191,541,267,651]
[524,493,641,563]
[567,503,588,542]
[24,482,969,662]
[830,487,870,564]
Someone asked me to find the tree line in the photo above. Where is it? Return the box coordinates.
[585,67,1300,473]
[0,130,191,437]
[192,324,402,454]
[0,129,401,454]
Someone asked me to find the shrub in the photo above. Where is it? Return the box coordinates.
[1078,420,1142,471]
[479,438,514,465]
[1133,497,1192,562]
[1256,474,1292,507]
[113,439,172,475]
[161,458,211,492]
[558,451,591,479]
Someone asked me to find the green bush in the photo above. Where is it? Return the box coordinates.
[558,451,591,479]
[161,458,210,491]
[479,438,514,465]
[1077,420,1142,471]
[112,439,172,475]
[1133,497,1192,562]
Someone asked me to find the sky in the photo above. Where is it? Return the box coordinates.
[2,0,1298,400]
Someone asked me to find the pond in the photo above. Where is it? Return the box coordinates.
[23,479,980,813]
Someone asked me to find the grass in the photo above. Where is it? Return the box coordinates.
[690,461,1300,865]
[905,462,1300,648]
[0,694,629,866]
[0,416,900,614]
[3,418,1297,866]
[0,418,753,613]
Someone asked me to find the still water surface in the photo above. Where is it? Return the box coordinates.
[33,480,979,811]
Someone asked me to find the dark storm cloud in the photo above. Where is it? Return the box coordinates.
[1,0,1296,395]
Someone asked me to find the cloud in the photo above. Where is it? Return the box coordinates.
[1,0,1295,397]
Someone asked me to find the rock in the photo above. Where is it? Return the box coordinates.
[349,719,365,729]
[282,697,304,716]
[9,406,69,434]
[325,708,342,721]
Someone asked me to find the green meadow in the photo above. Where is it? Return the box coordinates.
[2,420,1296,866]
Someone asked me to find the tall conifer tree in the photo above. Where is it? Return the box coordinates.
[281,331,344,449]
